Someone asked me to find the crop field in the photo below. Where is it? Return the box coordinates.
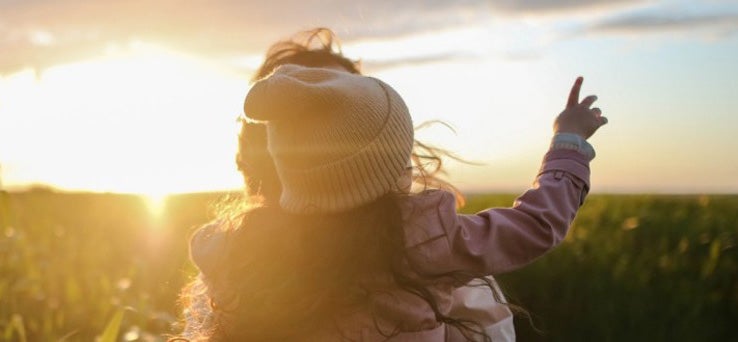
[1,190,736,341]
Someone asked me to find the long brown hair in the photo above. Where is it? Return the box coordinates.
[181,194,501,341]
[204,195,406,340]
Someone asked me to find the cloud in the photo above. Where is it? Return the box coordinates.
[591,12,738,34]
[361,52,480,72]
[0,0,484,75]
[0,0,660,75]
[489,0,644,13]
[584,6,738,39]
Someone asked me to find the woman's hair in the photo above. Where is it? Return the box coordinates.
[178,28,502,341]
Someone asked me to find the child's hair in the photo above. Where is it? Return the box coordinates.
[251,27,361,82]
[181,195,505,341]
[177,28,501,341]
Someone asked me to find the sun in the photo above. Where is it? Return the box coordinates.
[142,191,169,219]
[0,40,245,195]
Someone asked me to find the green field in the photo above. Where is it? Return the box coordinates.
[1,190,736,341]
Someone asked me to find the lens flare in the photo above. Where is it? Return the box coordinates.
[142,192,169,219]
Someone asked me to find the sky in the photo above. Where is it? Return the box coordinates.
[1,0,737,196]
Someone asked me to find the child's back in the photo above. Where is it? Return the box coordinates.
[182,66,605,341]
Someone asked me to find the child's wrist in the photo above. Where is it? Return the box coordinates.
[550,133,595,160]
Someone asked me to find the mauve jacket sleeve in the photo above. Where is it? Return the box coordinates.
[404,148,591,276]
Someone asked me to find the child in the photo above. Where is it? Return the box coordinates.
[233,28,516,340]
[179,37,606,342]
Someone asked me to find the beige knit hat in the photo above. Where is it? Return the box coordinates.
[243,64,414,214]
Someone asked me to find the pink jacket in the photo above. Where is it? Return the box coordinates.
[187,148,590,341]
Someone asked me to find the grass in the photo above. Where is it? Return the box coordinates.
[0,190,736,341]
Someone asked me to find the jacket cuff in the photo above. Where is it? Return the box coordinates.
[550,133,595,161]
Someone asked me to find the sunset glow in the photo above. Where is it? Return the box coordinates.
[142,192,169,219]
[4,2,737,341]
[2,1,738,194]
[1,42,246,195]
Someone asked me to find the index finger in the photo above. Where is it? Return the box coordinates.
[567,76,583,108]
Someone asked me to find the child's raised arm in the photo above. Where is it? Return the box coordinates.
[402,77,607,277]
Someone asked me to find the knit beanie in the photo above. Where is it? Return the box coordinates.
[243,64,414,214]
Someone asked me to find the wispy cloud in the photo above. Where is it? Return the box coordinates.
[0,0,657,75]
[590,12,738,35]
[489,0,644,13]
[362,52,480,73]
[4,0,734,75]
[0,0,484,75]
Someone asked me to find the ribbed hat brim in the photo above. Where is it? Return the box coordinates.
[277,98,413,213]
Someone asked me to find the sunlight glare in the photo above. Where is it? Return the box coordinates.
[143,192,169,219]
[0,40,245,194]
